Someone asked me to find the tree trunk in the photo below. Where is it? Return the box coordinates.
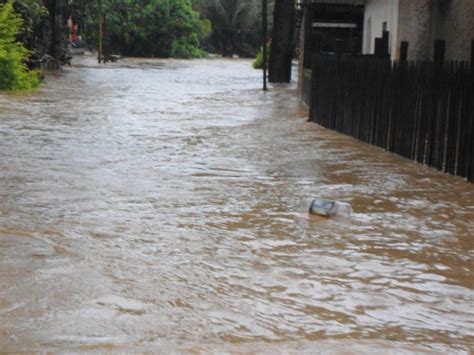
[45,0,61,59]
[269,0,295,83]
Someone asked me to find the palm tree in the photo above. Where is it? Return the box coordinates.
[201,0,272,57]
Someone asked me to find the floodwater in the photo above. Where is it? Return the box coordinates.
[0,57,473,353]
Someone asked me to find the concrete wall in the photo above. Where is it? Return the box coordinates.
[363,0,400,59]
[433,0,474,61]
[397,0,474,61]
[397,0,433,60]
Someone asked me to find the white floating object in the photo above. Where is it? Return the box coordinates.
[309,199,352,217]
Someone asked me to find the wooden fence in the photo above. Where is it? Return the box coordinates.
[309,55,474,182]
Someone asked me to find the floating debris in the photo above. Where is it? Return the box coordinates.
[309,199,352,217]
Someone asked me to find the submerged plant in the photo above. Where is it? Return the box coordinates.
[252,43,270,69]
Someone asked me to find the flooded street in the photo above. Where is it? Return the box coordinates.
[0,57,473,353]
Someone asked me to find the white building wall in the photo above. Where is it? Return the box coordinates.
[362,0,400,59]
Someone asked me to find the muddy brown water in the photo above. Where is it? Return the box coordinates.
[0,57,473,353]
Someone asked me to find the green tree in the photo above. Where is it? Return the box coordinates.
[197,0,274,57]
[84,0,210,58]
[0,1,40,90]
[9,0,49,50]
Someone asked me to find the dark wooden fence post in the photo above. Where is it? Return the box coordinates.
[374,38,383,58]
[400,41,409,61]
[434,40,445,62]
[335,38,343,56]
[471,39,474,66]
[382,30,390,57]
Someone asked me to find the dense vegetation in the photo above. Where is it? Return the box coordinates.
[75,0,272,58]
[0,0,278,89]
[1,0,212,59]
[195,0,274,58]
[0,1,40,90]
[84,0,211,58]
[78,0,272,58]
[197,0,260,57]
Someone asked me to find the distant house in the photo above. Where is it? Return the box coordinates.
[298,0,474,103]
[298,0,366,103]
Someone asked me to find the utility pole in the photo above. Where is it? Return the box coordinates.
[98,0,105,63]
[98,14,103,63]
[103,14,107,63]
[262,0,268,91]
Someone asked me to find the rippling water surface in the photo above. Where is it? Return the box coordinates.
[0,57,473,353]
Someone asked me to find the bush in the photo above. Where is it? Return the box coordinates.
[0,1,39,90]
[252,43,270,69]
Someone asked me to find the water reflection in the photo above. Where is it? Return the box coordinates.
[0,57,473,352]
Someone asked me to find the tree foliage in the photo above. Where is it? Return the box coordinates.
[9,0,48,50]
[0,1,39,90]
[0,0,48,51]
[198,0,274,57]
[84,0,211,58]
